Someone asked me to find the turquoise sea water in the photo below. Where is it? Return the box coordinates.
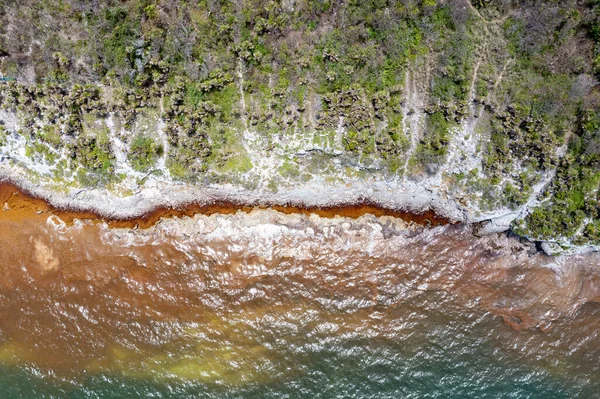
[0,315,597,398]
[1,292,598,399]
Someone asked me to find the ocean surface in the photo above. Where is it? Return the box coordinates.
[1,196,599,398]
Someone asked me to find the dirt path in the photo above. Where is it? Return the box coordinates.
[401,69,426,180]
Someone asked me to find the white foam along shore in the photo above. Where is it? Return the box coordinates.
[5,155,600,257]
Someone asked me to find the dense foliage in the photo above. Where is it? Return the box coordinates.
[1,0,600,246]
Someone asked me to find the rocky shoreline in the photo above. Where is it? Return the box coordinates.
[4,144,600,256]
[0,162,463,223]
[0,159,576,256]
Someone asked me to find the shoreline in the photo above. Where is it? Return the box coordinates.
[4,162,598,256]
[0,177,454,228]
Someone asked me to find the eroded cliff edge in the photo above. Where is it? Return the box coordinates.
[1,0,600,253]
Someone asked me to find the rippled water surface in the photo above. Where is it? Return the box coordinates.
[1,195,600,398]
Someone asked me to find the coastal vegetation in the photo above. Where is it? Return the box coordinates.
[0,0,599,247]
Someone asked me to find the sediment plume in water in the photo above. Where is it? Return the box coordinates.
[0,182,599,397]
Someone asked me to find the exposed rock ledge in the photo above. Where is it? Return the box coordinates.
[5,162,600,257]
[0,161,466,223]
[0,160,562,255]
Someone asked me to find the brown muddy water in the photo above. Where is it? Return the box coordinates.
[0,184,599,398]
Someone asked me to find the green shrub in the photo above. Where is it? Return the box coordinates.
[128,135,163,172]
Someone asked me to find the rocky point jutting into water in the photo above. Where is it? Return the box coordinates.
[1,0,600,253]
